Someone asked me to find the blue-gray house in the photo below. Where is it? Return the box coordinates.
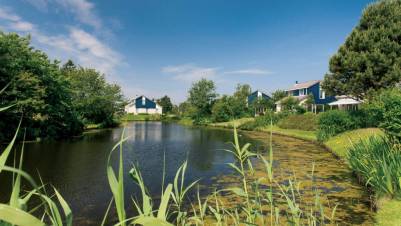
[247,90,271,116]
[276,80,336,112]
[125,95,163,115]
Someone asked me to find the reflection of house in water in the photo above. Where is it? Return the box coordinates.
[132,122,163,142]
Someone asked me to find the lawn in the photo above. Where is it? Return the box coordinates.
[210,117,254,128]
[120,113,161,121]
[324,128,383,158]
[259,125,317,141]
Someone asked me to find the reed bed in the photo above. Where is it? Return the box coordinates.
[347,136,401,199]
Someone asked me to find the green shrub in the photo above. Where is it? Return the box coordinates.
[277,113,317,131]
[317,110,355,141]
[239,111,282,130]
[378,89,401,142]
[193,116,212,125]
[361,88,401,142]
[348,136,401,198]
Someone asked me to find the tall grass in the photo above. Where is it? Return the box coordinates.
[0,85,72,226]
[100,125,337,225]
[348,136,401,198]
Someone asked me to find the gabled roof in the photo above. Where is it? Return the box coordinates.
[286,80,320,91]
[275,95,308,104]
[249,90,270,97]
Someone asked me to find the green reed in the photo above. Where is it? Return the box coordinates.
[0,85,72,226]
[347,136,401,198]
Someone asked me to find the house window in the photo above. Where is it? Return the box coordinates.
[142,96,146,105]
[299,88,307,96]
[319,87,326,99]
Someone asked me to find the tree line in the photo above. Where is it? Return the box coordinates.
[0,32,125,141]
[177,78,287,125]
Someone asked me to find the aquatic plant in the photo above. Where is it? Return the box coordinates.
[0,90,72,225]
[348,136,401,198]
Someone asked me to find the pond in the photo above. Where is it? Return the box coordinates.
[0,122,373,225]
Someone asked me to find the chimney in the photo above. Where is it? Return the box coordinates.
[295,81,298,84]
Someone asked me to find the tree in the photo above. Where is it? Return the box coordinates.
[280,97,300,111]
[188,79,217,118]
[211,95,233,122]
[231,84,252,118]
[323,0,401,99]
[178,101,197,117]
[157,95,173,114]
[271,90,287,103]
[0,32,83,140]
[62,64,125,127]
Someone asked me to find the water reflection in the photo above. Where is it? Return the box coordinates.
[0,122,373,225]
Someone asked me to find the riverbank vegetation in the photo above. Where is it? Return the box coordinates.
[0,32,125,141]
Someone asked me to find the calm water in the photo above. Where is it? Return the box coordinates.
[0,122,373,225]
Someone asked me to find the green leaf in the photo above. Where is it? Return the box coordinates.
[0,204,44,226]
[54,187,73,226]
[132,216,173,226]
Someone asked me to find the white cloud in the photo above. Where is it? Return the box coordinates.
[23,0,49,11]
[24,0,102,30]
[0,7,22,21]
[0,7,122,75]
[55,0,101,29]
[162,64,220,83]
[224,68,273,75]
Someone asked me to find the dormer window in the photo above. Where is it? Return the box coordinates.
[142,96,146,105]
[299,88,307,96]
[319,87,326,99]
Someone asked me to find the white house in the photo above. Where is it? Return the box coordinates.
[125,95,163,115]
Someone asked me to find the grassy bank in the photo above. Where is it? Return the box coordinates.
[210,117,400,226]
[120,113,162,121]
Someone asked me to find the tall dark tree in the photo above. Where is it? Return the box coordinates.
[188,78,217,118]
[157,95,173,114]
[0,32,83,140]
[323,0,401,99]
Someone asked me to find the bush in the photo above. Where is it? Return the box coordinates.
[317,110,355,141]
[348,136,401,198]
[193,116,212,126]
[277,113,317,131]
[361,88,401,142]
[239,111,283,130]
[377,89,401,142]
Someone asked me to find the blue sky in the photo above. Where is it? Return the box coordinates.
[0,0,374,103]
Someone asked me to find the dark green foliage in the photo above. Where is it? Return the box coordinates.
[63,65,125,126]
[348,136,401,198]
[0,32,83,140]
[211,84,252,122]
[157,95,173,114]
[277,113,318,131]
[377,89,401,142]
[317,110,355,141]
[323,0,401,98]
[211,95,233,122]
[361,88,401,141]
